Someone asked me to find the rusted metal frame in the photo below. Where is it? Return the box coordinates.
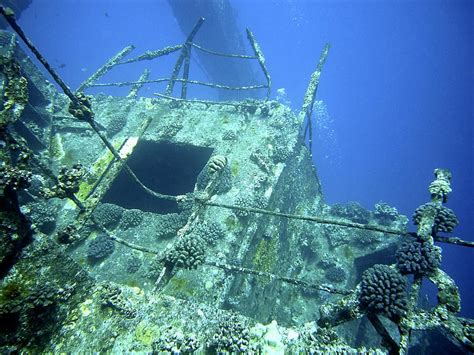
[300,43,330,153]
[93,77,267,91]
[206,261,352,295]
[405,231,474,248]
[76,45,135,92]
[202,199,406,235]
[191,42,257,59]
[83,138,130,201]
[0,6,82,107]
[317,286,363,327]
[1,10,218,206]
[73,104,175,244]
[399,274,422,353]
[181,44,191,99]
[127,69,150,99]
[246,28,272,99]
[153,93,265,107]
[118,45,182,65]
[367,313,400,354]
[165,17,205,96]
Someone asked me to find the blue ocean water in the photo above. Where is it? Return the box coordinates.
[18,0,473,318]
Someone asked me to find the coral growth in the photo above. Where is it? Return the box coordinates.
[373,202,399,225]
[0,165,32,193]
[164,236,205,269]
[119,208,143,230]
[413,202,458,233]
[209,313,250,353]
[125,256,142,274]
[396,239,441,275]
[87,234,115,262]
[325,265,346,283]
[196,156,232,194]
[92,203,124,229]
[234,194,267,218]
[359,264,408,321]
[97,282,136,318]
[193,221,224,246]
[153,330,199,353]
[154,213,188,239]
[330,202,370,224]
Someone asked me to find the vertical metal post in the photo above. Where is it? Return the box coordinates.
[127,69,150,99]
[299,43,330,153]
[181,45,191,99]
[246,28,271,100]
[165,17,205,96]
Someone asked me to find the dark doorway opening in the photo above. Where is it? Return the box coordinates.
[103,140,213,213]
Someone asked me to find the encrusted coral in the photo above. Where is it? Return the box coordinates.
[0,165,32,192]
[27,282,58,309]
[92,203,124,229]
[196,157,232,194]
[396,239,441,275]
[97,282,136,318]
[87,234,115,261]
[106,115,126,138]
[330,202,370,224]
[373,202,399,224]
[429,169,452,203]
[413,202,458,233]
[164,236,205,269]
[359,264,408,321]
[42,164,84,199]
[208,155,227,174]
[234,195,253,218]
[119,208,143,230]
[301,327,345,352]
[235,194,267,218]
[325,265,346,283]
[23,201,58,234]
[125,256,142,274]
[56,224,81,244]
[154,212,188,239]
[272,140,291,163]
[193,221,224,246]
[153,330,199,353]
[209,313,250,353]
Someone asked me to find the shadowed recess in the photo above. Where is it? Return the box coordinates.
[103,140,213,213]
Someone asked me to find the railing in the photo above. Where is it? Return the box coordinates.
[76,18,272,101]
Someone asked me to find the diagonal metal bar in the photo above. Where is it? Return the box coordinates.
[246,28,272,99]
[76,45,135,92]
[165,17,205,96]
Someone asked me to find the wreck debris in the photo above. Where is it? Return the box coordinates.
[76,45,135,93]
[246,28,272,99]
[0,6,472,353]
[126,68,150,99]
[316,170,473,353]
[300,43,330,153]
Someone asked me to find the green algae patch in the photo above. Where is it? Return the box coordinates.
[165,276,196,299]
[231,161,240,176]
[134,320,160,346]
[225,215,239,230]
[253,237,279,286]
[76,140,122,202]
